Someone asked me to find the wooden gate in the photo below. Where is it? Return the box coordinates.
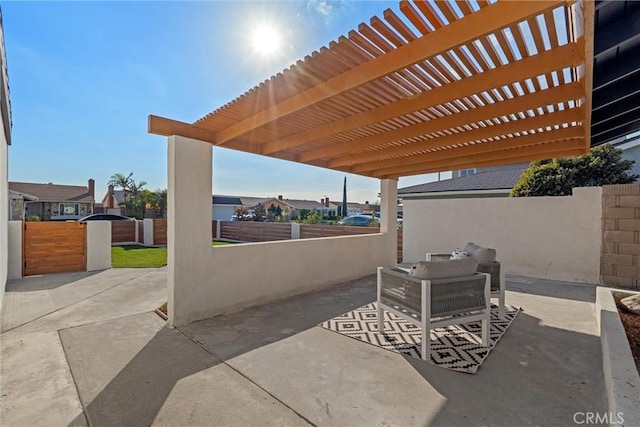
[23,221,87,276]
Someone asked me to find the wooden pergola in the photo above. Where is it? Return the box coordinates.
[149,0,594,179]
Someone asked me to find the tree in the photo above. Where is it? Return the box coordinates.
[252,203,266,222]
[149,188,167,218]
[108,172,133,215]
[511,144,639,197]
[341,176,348,218]
[126,179,147,219]
[266,204,283,222]
[235,206,251,221]
[302,209,322,224]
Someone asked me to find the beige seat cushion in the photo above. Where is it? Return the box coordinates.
[464,242,497,264]
[409,257,479,280]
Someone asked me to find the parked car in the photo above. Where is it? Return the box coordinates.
[79,214,133,221]
[359,212,403,228]
[337,215,380,227]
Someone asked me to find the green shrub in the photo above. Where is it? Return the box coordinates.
[511,144,639,197]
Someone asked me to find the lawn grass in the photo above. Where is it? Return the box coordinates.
[111,245,167,268]
[112,242,235,268]
[212,241,235,246]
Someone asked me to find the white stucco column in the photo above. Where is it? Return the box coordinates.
[380,179,398,267]
[86,221,111,271]
[167,136,212,326]
[143,219,154,246]
[380,179,398,234]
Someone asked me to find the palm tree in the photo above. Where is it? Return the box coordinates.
[108,172,133,215]
[128,179,147,219]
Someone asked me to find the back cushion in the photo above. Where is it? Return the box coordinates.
[409,257,479,280]
[463,242,497,263]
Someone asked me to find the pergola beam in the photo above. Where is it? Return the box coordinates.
[213,0,565,148]
[321,82,583,167]
[330,91,585,169]
[376,139,585,179]
[148,115,218,144]
[353,125,584,174]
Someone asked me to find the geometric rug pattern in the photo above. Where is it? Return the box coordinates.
[320,302,520,374]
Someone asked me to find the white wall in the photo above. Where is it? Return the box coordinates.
[1,136,8,308]
[175,234,395,325]
[86,221,111,271]
[403,187,603,284]
[7,221,21,279]
[167,135,397,326]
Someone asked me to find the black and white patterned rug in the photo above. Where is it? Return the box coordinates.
[320,302,520,374]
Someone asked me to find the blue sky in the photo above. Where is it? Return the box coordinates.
[4,0,447,204]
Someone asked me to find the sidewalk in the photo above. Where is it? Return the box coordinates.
[1,269,607,426]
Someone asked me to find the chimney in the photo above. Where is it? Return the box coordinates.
[325,198,329,207]
[88,179,95,200]
[107,185,114,208]
[320,198,324,205]
[278,195,283,200]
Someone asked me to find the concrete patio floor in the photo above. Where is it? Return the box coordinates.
[1,268,607,426]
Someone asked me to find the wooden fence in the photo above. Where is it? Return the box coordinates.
[220,221,292,242]
[134,219,403,261]
[111,221,136,243]
[299,224,379,239]
[153,219,167,245]
[23,221,87,276]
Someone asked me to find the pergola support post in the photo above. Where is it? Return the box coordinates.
[167,135,212,326]
[380,179,398,261]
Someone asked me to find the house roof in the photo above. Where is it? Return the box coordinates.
[113,190,126,204]
[9,182,93,203]
[398,166,527,195]
[9,189,38,201]
[212,195,243,205]
[149,1,592,178]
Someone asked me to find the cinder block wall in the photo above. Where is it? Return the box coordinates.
[601,184,640,289]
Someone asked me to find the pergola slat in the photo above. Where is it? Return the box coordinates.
[280,42,583,158]
[321,82,583,166]
[209,0,565,146]
[381,145,586,178]
[349,108,584,173]
[149,0,592,179]
[367,126,584,176]
[375,139,586,178]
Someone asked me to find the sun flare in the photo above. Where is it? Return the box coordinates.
[250,24,282,56]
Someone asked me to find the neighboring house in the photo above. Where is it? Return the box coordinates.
[613,132,640,177]
[0,6,11,313]
[8,189,37,220]
[9,179,95,220]
[212,194,376,220]
[398,164,528,200]
[101,185,126,214]
[212,195,244,221]
[346,202,376,216]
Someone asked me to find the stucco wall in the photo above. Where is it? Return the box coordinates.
[0,130,7,311]
[86,221,111,271]
[174,234,396,324]
[7,221,21,279]
[403,187,603,284]
[167,135,397,326]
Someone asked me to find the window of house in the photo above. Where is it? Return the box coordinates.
[459,168,476,177]
[59,203,79,216]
